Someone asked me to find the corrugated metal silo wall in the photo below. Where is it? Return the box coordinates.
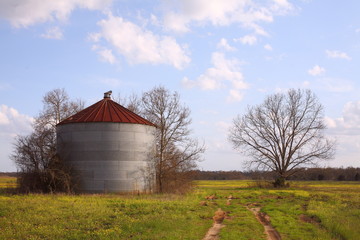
[56,122,156,193]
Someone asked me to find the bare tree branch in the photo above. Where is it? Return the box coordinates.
[34,88,84,131]
[11,88,84,193]
[141,86,205,193]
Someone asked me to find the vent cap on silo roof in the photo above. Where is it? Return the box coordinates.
[57,91,156,126]
[104,90,112,99]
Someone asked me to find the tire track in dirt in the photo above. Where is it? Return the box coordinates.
[202,196,281,240]
[202,208,226,240]
[202,195,236,240]
[247,204,282,240]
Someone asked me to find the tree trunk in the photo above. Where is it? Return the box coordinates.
[157,173,163,193]
[273,176,286,188]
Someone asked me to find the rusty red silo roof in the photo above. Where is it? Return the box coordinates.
[57,93,156,127]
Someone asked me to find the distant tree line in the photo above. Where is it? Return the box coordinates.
[0,172,18,177]
[192,167,360,181]
[288,167,360,181]
[3,166,360,183]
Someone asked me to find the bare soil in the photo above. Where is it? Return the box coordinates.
[247,205,282,240]
[299,214,321,225]
[202,208,226,240]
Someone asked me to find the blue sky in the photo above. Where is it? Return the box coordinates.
[1,0,360,172]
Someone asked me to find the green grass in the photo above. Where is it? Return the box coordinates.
[194,180,360,240]
[1,178,360,239]
[0,176,17,189]
[0,193,214,240]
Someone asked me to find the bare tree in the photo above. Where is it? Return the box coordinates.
[114,92,142,115]
[12,129,73,193]
[141,86,204,193]
[96,87,203,193]
[228,89,336,187]
[11,88,84,193]
[13,129,55,174]
[35,88,84,131]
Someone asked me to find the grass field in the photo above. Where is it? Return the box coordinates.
[1,177,359,239]
[0,176,17,189]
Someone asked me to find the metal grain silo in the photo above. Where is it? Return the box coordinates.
[56,91,156,193]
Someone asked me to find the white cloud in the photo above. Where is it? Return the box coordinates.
[162,0,295,34]
[342,101,360,129]
[182,52,248,101]
[324,117,337,128]
[0,111,10,125]
[305,77,353,93]
[308,65,325,76]
[88,32,102,42]
[234,35,257,45]
[0,105,34,171]
[317,78,353,93]
[326,101,360,131]
[325,101,360,167]
[181,77,197,89]
[183,73,222,90]
[217,38,236,51]
[91,14,190,69]
[271,0,294,14]
[264,44,273,51]
[215,121,231,133]
[302,80,311,87]
[326,50,351,60]
[0,105,34,137]
[98,49,116,64]
[92,45,116,64]
[227,89,244,102]
[0,0,112,28]
[40,26,63,40]
[150,14,160,26]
